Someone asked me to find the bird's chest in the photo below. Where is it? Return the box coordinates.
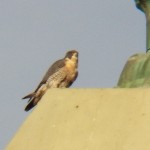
[65,60,77,80]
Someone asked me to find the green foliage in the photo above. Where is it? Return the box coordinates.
[117,52,150,87]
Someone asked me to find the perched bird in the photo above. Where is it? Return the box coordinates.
[22,50,78,111]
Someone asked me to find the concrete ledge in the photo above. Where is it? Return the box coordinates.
[7,89,150,150]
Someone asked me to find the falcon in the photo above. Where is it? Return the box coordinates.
[22,50,78,111]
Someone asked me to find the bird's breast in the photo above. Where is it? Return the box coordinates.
[65,59,78,80]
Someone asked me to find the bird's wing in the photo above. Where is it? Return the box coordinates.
[35,59,65,92]
[67,71,78,87]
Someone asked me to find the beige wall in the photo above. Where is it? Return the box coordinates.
[6,89,150,150]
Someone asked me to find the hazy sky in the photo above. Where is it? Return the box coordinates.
[0,0,145,149]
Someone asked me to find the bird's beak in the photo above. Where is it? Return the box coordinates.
[74,52,78,57]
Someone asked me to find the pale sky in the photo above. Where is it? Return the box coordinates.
[0,1,145,149]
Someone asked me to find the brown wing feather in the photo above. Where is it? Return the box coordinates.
[22,59,65,100]
[34,59,65,92]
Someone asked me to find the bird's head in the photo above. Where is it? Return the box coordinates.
[64,50,78,67]
[65,50,78,59]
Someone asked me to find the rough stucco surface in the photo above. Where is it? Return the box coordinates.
[6,89,150,150]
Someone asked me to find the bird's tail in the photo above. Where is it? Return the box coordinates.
[22,92,35,99]
[23,91,44,111]
[24,98,37,111]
